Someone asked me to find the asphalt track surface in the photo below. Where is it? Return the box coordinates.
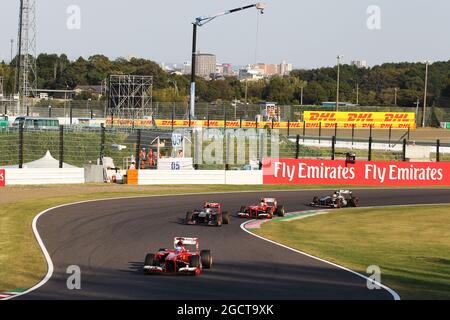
[19,188,450,300]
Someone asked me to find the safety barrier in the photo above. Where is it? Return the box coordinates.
[136,170,263,185]
[2,168,85,185]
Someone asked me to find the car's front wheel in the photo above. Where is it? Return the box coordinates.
[144,253,155,267]
[200,250,212,269]
[276,205,285,217]
[185,211,194,224]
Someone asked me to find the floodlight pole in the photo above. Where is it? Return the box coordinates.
[422,61,430,128]
[189,3,266,119]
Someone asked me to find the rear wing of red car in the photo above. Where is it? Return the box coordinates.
[204,202,220,208]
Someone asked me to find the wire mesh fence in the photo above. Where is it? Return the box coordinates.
[0,126,448,170]
[2,99,449,125]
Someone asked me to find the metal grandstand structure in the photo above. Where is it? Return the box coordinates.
[107,75,154,119]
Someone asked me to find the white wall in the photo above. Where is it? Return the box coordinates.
[4,168,85,185]
[138,170,263,185]
[1,168,261,186]
[225,171,262,185]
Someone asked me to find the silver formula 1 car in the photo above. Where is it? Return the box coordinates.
[309,190,359,208]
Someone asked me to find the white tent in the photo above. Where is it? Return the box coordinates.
[4,150,78,168]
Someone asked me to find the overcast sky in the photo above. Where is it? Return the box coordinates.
[0,0,449,68]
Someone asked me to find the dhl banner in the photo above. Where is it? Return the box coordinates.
[263,158,450,186]
[106,114,416,130]
[304,111,416,127]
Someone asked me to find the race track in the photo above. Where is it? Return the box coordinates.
[18,188,450,300]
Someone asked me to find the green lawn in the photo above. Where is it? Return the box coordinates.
[255,205,450,300]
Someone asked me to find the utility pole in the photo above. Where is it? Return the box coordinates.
[300,86,304,106]
[356,82,359,105]
[394,87,398,106]
[244,80,249,104]
[414,98,420,126]
[336,55,343,111]
[10,39,14,63]
[422,61,430,128]
[189,3,266,118]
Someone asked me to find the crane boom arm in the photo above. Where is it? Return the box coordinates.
[195,3,265,26]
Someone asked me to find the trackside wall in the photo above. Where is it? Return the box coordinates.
[4,169,85,185]
[137,170,263,185]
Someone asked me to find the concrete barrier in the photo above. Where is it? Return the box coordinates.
[225,171,262,185]
[0,168,262,186]
[138,170,263,185]
[3,168,85,185]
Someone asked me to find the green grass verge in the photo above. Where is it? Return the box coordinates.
[254,205,450,300]
[0,184,368,293]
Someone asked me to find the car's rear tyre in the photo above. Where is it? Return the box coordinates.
[185,211,193,224]
[276,205,285,217]
[189,255,200,268]
[312,196,319,205]
[222,212,231,224]
[144,253,155,267]
[200,250,212,269]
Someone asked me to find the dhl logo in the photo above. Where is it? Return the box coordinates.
[160,120,175,126]
[347,113,374,122]
[384,113,412,122]
[227,121,240,127]
[307,112,337,122]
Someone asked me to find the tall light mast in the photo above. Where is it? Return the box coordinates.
[189,3,266,118]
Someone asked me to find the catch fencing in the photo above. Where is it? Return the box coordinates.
[3,100,450,124]
[0,126,448,173]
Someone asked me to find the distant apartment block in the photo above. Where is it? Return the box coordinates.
[279,60,293,76]
[351,60,368,69]
[195,53,217,79]
[238,60,293,80]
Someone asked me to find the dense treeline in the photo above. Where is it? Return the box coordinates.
[1,53,449,107]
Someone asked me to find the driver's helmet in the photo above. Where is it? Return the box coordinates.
[205,208,212,214]
[175,241,184,252]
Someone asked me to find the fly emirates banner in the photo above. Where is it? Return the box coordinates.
[263,158,450,186]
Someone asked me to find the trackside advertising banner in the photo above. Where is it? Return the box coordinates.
[0,169,5,187]
[105,116,416,130]
[263,158,450,186]
[303,111,416,129]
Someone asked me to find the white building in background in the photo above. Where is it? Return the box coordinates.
[182,62,191,75]
[279,61,293,76]
[351,60,368,69]
[239,67,264,81]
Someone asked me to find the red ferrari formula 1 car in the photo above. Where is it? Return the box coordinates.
[237,198,285,219]
[143,237,212,276]
[185,202,231,227]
